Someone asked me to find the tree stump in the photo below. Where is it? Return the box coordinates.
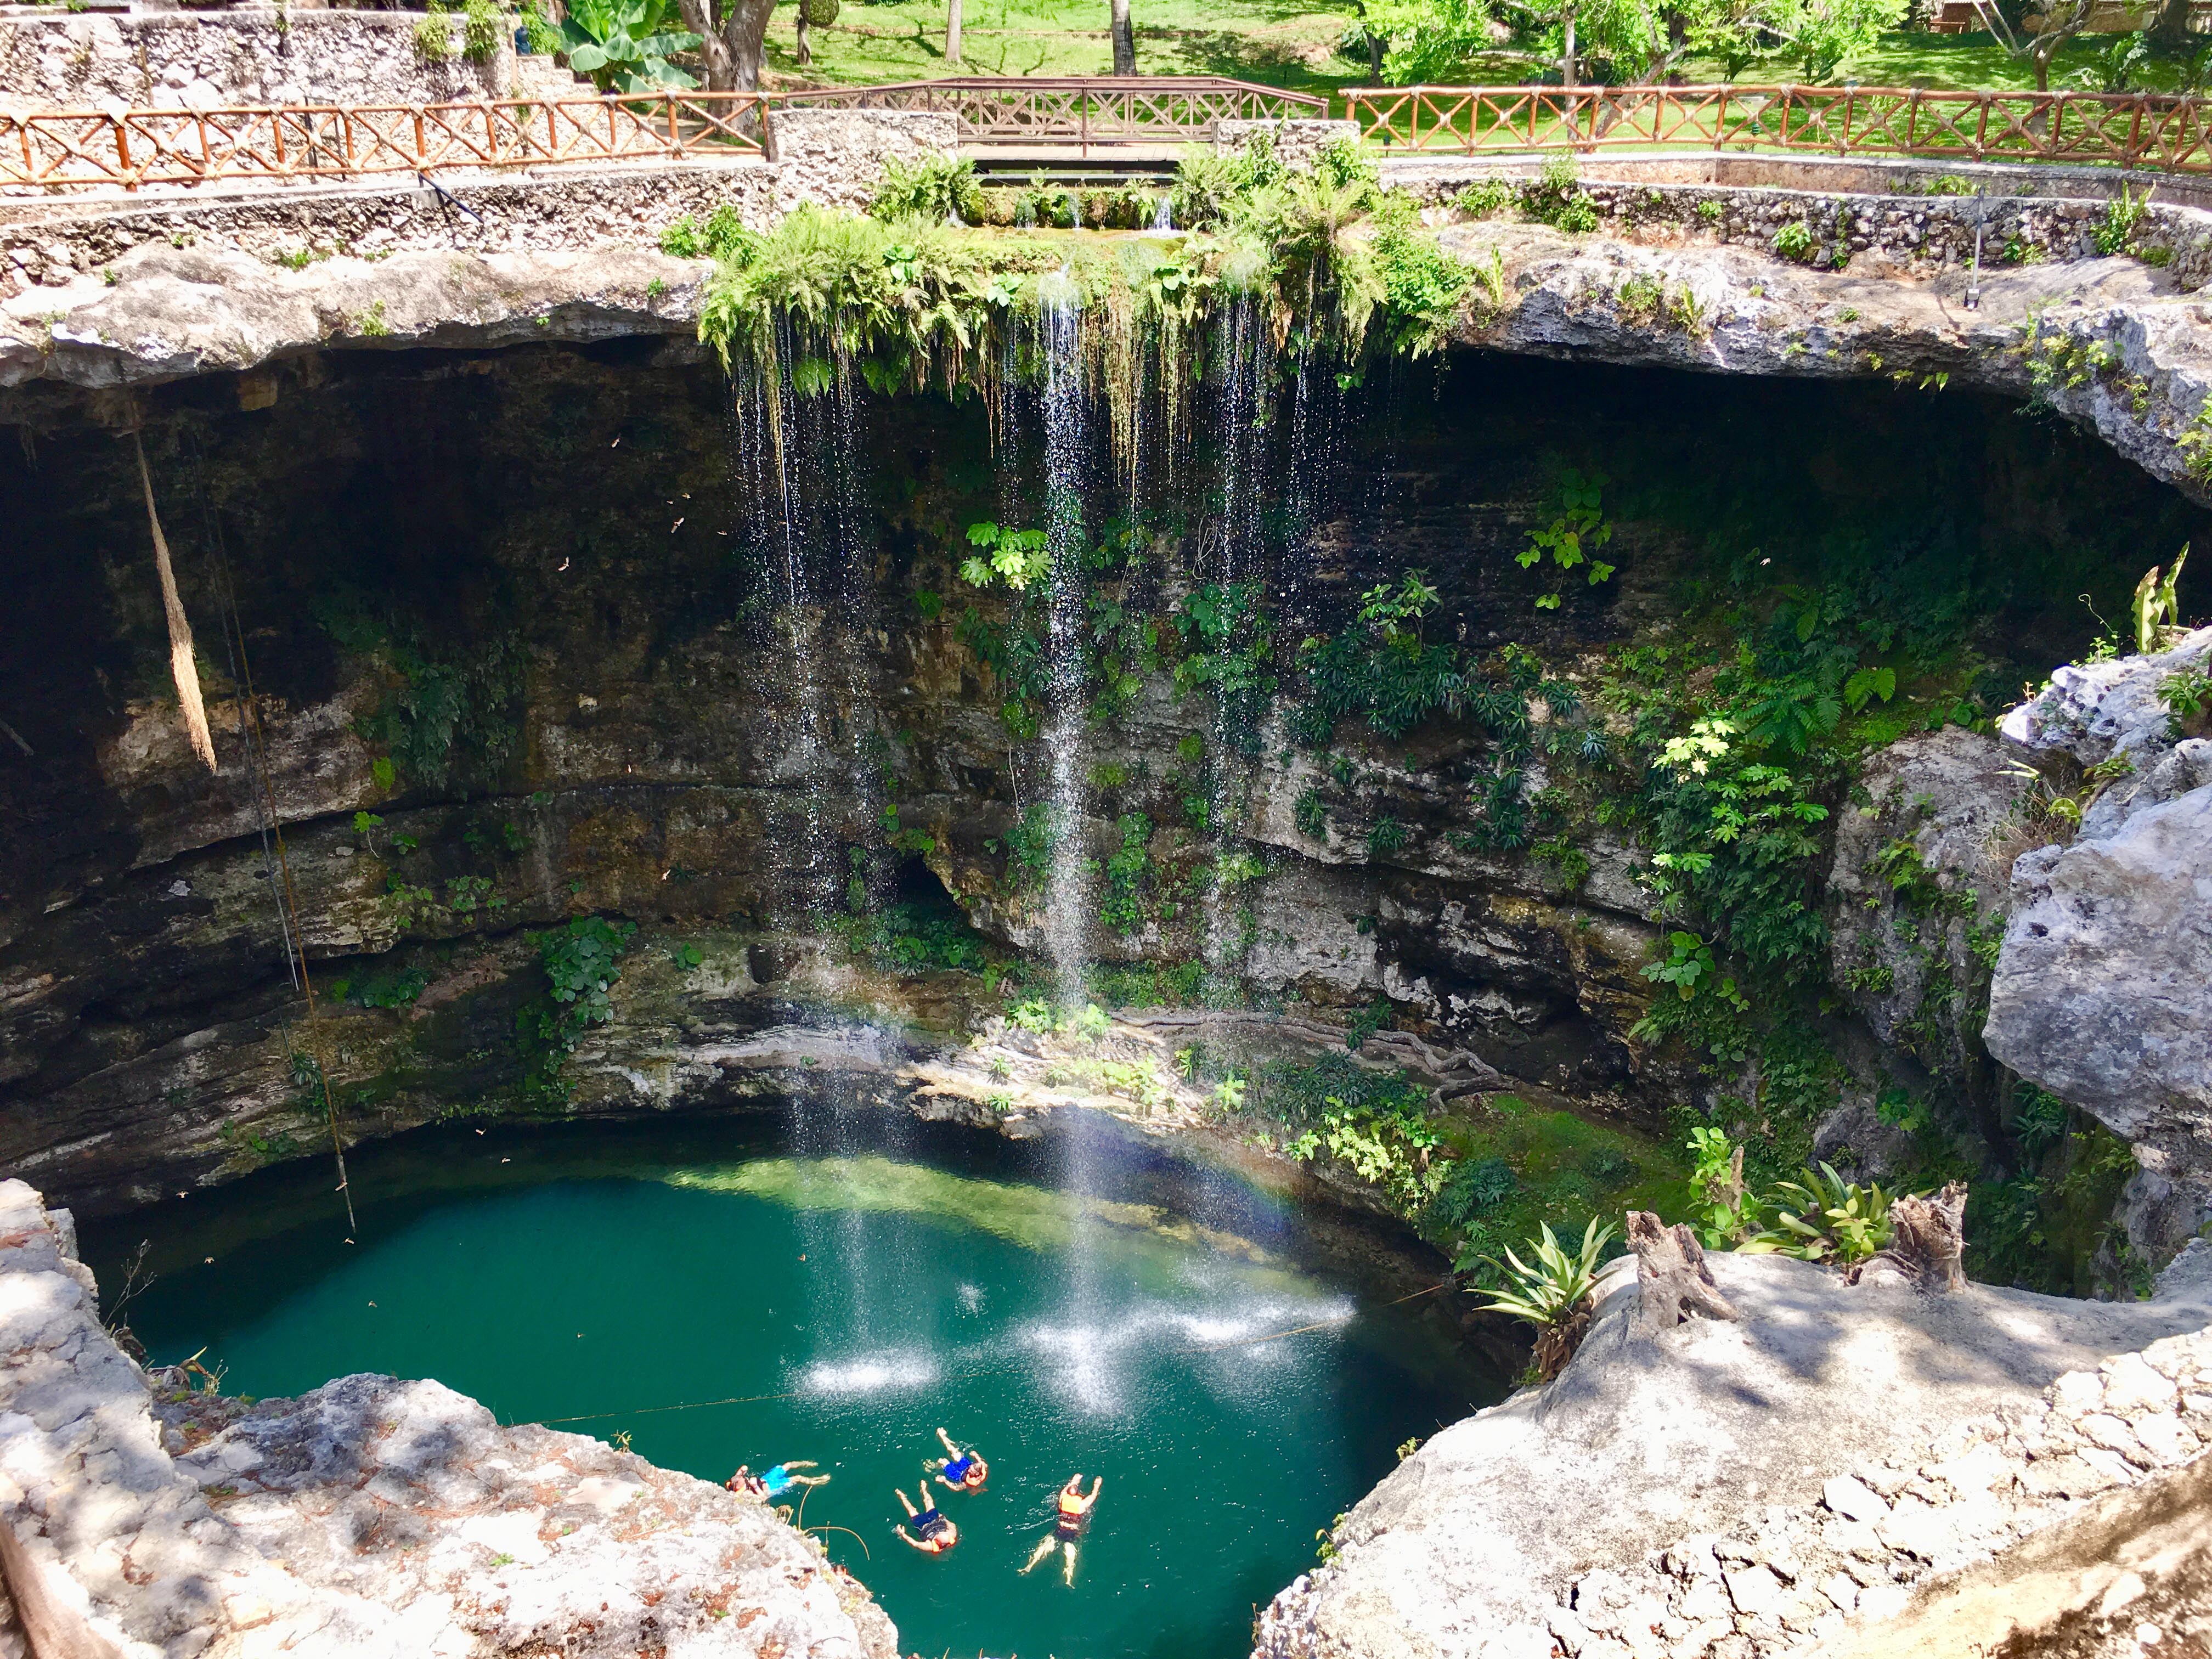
[1626,1211,1740,1339]
[1848,1182,1969,1292]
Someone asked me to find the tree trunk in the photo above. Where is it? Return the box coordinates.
[946,0,962,63]
[2152,0,2193,49]
[676,0,776,90]
[1366,29,1384,80]
[1626,1211,1739,1339]
[1561,0,1577,87]
[1849,1183,1969,1293]
[794,3,810,66]
[1110,0,1135,74]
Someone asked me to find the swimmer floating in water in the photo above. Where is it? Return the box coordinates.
[726,1461,830,1503]
[927,1427,989,1491]
[1019,1472,1101,1586]
[894,1479,960,1555]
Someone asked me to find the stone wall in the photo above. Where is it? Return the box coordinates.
[0,10,512,114]
[1381,156,2212,291]
[1547,1251,2212,1659]
[1215,117,1362,168]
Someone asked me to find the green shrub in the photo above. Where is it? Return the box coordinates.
[2159,663,2212,735]
[1096,813,1154,935]
[413,3,456,61]
[1454,178,1518,219]
[1742,1163,1899,1265]
[1429,1155,1518,1233]
[558,0,700,91]
[1774,219,1815,263]
[460,0,505,61]
[870,153,986,227]
[2095,184,2151,257]
[1523,155,1598,234]
[519,0,563,52]
[660,205,751,262]
[517,916,637,1105]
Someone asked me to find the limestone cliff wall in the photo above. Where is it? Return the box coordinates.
[1986,626,2212,1260]
[0,333,2204,1218]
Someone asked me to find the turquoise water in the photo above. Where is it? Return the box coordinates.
[86,1116,1492,1659]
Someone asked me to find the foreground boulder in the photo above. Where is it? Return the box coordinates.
[1251,1246,2212,1659]
[0,1178,896,1658]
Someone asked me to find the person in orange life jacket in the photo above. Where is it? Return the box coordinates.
[1019,1472,1102,1585]
[894,1478,960,1554]
[927,1427,989,1491]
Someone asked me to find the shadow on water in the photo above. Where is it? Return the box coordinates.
[82,1108,1506,1659]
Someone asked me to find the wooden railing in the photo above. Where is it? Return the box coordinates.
[778,75,1327,149]
[0,92,771,191]
[1342,84,2212,172]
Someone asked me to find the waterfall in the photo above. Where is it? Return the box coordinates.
[1039,276,1094,1012]
[730,338,832,922]
[1198,295,1274,986]
[729,335,889,1345]
[1280,339,1341,644]
[1151,194,1174,232]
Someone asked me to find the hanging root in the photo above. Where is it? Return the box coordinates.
[133,431,217,772]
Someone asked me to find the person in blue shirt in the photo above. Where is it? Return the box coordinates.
[726,1461,830,1503]
[926,1426,989,1492]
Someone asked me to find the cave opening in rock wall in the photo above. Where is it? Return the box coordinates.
[7,336,2212,1659]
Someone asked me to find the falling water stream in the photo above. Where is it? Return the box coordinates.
[1040,276,1096,1011]
[731,342,896,1344]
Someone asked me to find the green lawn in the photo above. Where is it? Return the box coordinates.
[764,7,2189,106]
[765,0,1358,97]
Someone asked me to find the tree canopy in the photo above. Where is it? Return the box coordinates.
[1351,0,1907,86]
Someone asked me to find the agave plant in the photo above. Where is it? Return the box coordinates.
[1472,1216,1616,1380]
[560,0,701,93]
[1743,1162,1895,1265]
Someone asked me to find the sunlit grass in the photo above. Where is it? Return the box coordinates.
[765,6,2170,111]
[1441,1092,1694,1266]
[765,0,1359,97]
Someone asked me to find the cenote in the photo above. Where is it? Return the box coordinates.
[85,1111,1493,1659]
[12,207,2212,1658]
